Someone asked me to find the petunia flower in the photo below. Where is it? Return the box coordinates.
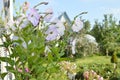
[15,14,29,29]
[72,18,83,32]
[52,18,65,36]
[27,8,40,26]
[56,20,65,36]
[44,8,53,22]
[20,19,29,29]
[45,25,59,41]
[45,18,65,41]
[15,14,25,26]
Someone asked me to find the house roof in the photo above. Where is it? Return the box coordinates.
[58,12,71,26]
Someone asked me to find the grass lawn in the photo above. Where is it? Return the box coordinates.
[69,55,120,80]
[74,55,120,65]
[72,55,120,71]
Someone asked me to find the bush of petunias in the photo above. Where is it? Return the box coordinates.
[0,1,84,80]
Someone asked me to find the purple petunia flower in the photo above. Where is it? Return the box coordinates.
[27,8,40,26]
[15,14,29,29]
[20,19,29,29]
[45,18,65,41]
[45,25,59,41]
[52,18,65,36]
[72,18,83,32]
[56,20,65,36]
[44,8,53,22]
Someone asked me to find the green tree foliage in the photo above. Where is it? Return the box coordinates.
[83,20,91,33]
[90,20,103,43]
[90,14,120,56]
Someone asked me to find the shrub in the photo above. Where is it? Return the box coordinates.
[111,51,118,64]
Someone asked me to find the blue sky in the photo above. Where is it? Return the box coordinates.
[1,0,120,25]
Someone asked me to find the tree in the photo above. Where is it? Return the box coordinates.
[90,14,120,56]
[83,20,91,33]
[90,20,103,43]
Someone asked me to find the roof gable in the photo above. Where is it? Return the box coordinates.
[58,12,71,26]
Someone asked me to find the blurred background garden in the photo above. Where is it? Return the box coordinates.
[0,0,120,80]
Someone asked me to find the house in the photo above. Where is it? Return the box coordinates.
[58,12,72,30]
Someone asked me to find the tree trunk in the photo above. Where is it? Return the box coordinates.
[113,63,117,73]
[106,49,108,56]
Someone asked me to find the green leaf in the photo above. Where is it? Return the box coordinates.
[0,73,8,79]
[0,44,4,47]
[0,57,14,66]
[47,52,53,62]
[5,66,14,72]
